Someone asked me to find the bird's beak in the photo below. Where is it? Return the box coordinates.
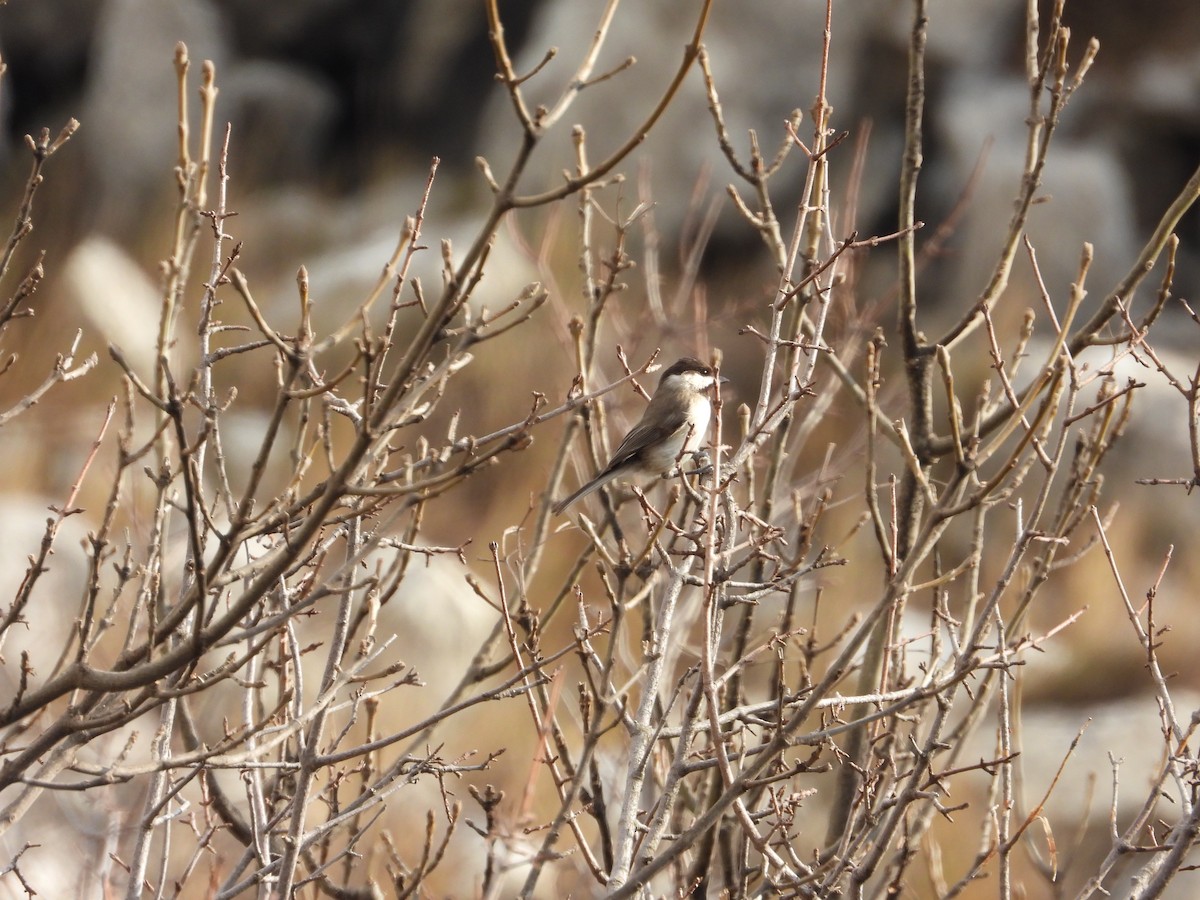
[719,375,731,385]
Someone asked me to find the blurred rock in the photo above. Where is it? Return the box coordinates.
[210,0,545,169]
[478,2,871,259]
[965,690,1200,897]
[221,59,339,185]
[0,496,90,700]
[61,235,166,381]
[286,173,542,329]
[82,0,227,236]
[932,76,1137,315]
[0,0,1194,301]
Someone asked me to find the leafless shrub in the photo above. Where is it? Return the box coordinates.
[2,1,1200,898]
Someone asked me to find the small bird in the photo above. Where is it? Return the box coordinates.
[553,357,727,515]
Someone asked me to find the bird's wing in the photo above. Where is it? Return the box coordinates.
[602,408,691,473]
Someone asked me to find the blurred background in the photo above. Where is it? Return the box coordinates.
[1,0,1197,491]
[2,0,1200,896]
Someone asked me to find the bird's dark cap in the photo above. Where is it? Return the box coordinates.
[659,356,714,382]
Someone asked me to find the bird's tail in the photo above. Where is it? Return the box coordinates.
[552,469,619,515]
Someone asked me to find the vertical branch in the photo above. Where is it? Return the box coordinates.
[606,561,698,889]
[826,0,929,850]
[126,48,225,900]
[896,0,931,556]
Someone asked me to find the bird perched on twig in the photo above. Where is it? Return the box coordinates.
[553,357,727,515]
